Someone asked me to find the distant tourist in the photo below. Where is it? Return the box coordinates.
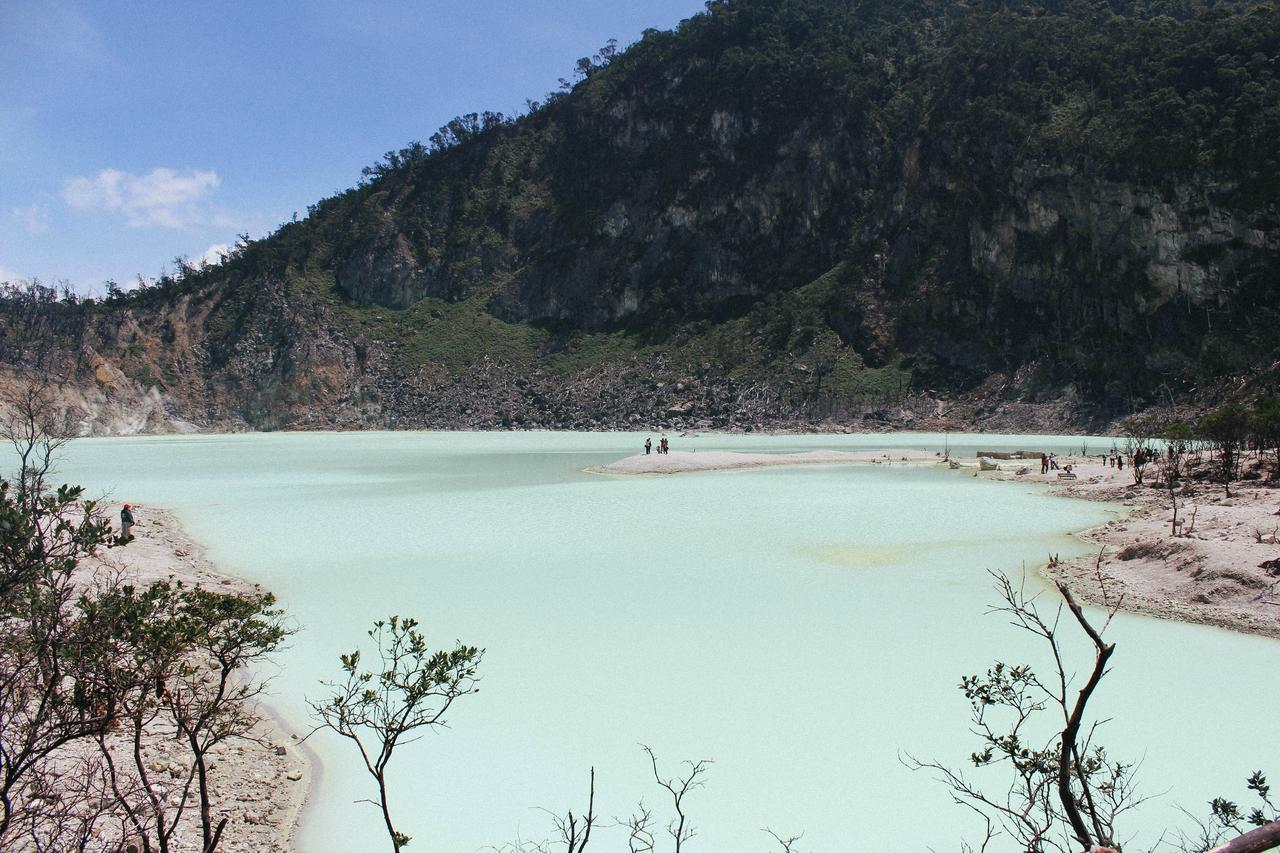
[660,436,669,455]
[1049,453,1059,471]
[1040,453,1049,475]
[1117,455,1124,471]
[644,437,652,455]
[121,503,136,539]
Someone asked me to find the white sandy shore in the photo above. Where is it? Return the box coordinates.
[1014,461,1280,639]
[592,448,942,474]
[910,452,1279,639]
[85,506,314,853]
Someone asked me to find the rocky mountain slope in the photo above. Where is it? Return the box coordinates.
[3,0,1279,434]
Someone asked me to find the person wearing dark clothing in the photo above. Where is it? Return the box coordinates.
[644,438,652,455]
[121,504,136,539]
[1040,453,1049,475]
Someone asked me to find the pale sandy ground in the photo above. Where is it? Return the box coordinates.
[998,459,1280,639]
[879,452,1279,639]
[598,448,1280,639]
[593,448,942,474]
[76,505,313,853]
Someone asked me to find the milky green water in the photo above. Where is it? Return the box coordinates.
[50,432,1277,852]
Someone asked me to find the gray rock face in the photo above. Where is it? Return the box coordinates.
[338,233,434,310]
[965,167,1277,310]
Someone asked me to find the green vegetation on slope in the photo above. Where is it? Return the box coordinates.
[4,0,1279,429]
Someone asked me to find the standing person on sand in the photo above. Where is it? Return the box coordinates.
[660,436,669,455]
[120,503,137,539]
[1040,453,1049,475]
[644,437,652,455]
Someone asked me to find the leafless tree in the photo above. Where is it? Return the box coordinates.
[12,752,142,853]
[640,744,711,853]
[908,572,1148,853]
[763,828,808,852]
[492,769,598,853]
[1,377,68,508]
[619,802,656,853]
[541,768,596,853]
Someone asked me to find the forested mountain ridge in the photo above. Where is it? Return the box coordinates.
[4,0,1279,434]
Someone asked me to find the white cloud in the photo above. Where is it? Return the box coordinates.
[11,203,49,233]
[199,243,232,267]
[62,167,220,228]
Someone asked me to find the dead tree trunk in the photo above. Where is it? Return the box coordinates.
[1210,822,1280,853]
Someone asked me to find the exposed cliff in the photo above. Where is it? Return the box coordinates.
[3,0,1278,434]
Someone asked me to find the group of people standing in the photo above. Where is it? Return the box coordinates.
[1037,450,1135,475]
[644,436,670,455]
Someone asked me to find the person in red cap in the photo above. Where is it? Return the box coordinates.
[121,504,136,539]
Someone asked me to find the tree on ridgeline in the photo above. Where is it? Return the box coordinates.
[308,615,483,852]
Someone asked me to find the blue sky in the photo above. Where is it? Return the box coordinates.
[0,0,707,293]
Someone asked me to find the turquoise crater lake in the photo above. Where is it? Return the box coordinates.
[54,432,1278,851]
